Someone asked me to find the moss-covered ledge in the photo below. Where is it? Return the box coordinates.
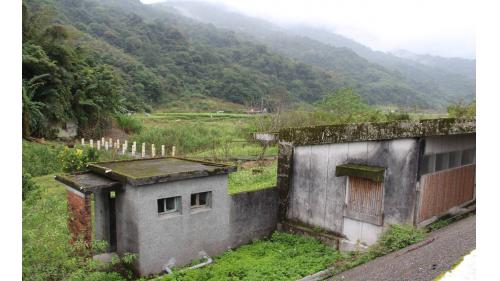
[278,118,475,146]
[335,164,385,182]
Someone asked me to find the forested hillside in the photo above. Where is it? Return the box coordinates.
[162,0,476,107]
[23,0,361,138]
[22,0,474,139]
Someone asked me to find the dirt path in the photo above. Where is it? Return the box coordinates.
[330,215,476,281]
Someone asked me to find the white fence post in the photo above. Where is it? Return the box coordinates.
[81,138,85,146]
[161,145,165,157]
[90,139,93,148]
[172,146,176,157]
[97,140,101,151]
[142,143,145,158]
[152,144,156,158]
[105,141,109,151]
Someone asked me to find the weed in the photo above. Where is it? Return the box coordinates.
[22,140,63,176]
[228,162,277,194]
[160,232,343,281]
[116,114,143,134]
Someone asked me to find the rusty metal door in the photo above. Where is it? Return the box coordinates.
[416,164,475,223]
[344,176,384,225]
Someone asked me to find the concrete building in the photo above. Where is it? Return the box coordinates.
[56,157,278,276]
[56,118,476,276]
[276,118,476,250]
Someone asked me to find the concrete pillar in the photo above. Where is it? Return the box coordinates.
[172,146,176,157]
[90,139,93,149]
[94,190,110,244]
[105,141,109,151]
[277,141,294,221]
[97,140,101,151]
[152,144,156,158]
[81,138,85,146]
[161,145,165,157]
[142,143,145,158]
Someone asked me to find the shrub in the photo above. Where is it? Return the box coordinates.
[22,141,63,176]
[371,224,426,255]
[59,147,99,173]
[447,100,476,118]
[116,114,143,134]
[22,173,38,201]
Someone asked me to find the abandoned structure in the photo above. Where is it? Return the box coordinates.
[56,118,475,276]
[56,157,278,276]
[276,118,476,250]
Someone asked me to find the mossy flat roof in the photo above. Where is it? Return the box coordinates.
[335,164,385,182]
[279,118,475,146]
[55,171,121,193]
[87,157,237,186]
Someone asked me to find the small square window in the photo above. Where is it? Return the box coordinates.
[191,192,211,208]
[157,197,180,214]
[448,151,461,168]
[421,154,436,174]
[461,148,475,165]
[435,152,449,171]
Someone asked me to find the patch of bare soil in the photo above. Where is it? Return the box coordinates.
[103,127,129,141]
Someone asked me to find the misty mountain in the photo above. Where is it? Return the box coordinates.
[161,0,475,108]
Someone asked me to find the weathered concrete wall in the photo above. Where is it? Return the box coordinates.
[287,138,420,237]
[130,175,230,275]
[229,188,278,246]
[115,184,140,265]
[113,176,278,276]
[94,190,110,244]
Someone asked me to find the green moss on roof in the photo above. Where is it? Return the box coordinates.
[335,164,385,182]
[87,157,236,186]
[279,118,475,145]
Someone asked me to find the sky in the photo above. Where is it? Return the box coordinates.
[141,0,476,59]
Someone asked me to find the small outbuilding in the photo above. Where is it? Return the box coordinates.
[57,157,241,275]
[276,118,476,250]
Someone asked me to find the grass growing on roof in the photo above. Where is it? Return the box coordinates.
[228,162,277,194]
[159,232,342,281]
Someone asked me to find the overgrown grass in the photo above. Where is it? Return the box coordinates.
[159,232,343,281]
[22,140,63,176]
[22,141,133,177]
[332,224,427,274]
[116,114,144,134]
[228,163,277,194]
[23,175,134,281]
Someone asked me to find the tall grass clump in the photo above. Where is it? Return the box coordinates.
[129,123,237,155]
[116,114,143,134]
[22,140,63,176]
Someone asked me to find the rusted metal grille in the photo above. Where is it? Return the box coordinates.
[345,176,384,224]
[417,164,475,222]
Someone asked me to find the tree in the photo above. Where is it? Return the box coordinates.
[316,88,372,122]
[22,74,51,138]
[447,100,475,118]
